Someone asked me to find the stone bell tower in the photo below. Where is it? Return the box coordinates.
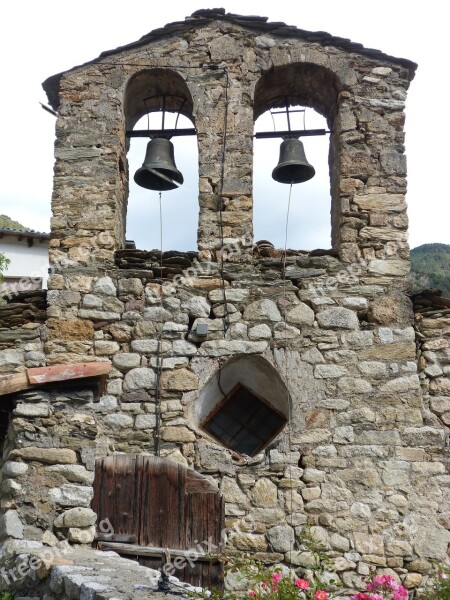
[1,8,450,598]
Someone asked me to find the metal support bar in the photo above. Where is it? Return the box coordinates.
[271,108,305,114]
[285,96,291,132]
[126,128,196,138]
[129,128,326,139]
[254,129,328,139]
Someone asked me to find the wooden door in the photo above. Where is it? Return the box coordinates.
[92,455,224,589]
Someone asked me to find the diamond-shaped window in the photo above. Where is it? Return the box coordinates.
[201,383,287,457]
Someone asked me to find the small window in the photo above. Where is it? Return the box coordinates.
[202,383,287,456]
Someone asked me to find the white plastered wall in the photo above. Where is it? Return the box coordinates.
[0,235,49,289]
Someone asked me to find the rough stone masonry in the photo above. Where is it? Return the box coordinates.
[1,8,450,598]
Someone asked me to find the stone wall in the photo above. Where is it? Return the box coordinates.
[2,254,450,593]
[414,289,450,473]
[0,290,46,362]
[2,8,449,598]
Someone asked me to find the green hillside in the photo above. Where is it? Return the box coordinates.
[0,214,28,231]
[410,243,450,297]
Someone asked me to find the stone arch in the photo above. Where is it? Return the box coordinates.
[253,62,339,123]
[196,355,290,456]
[124,68,195,131]
[253,62,341,248]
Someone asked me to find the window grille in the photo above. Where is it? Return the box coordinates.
[202,383,287,456]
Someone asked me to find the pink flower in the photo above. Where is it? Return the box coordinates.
[260,583,267,589]
[271,573,282,584]
[393,589,408,600]
[368,575,395,590]
[440,573,449,579]
[315,591,328,600]
[248,591,255,597]
[272,585,278,591]
[366,574,407,599]
[350,594,373,600]
[294,579,310,590]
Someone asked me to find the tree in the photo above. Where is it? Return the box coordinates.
[0,252,11,300]
[410,243,450,296]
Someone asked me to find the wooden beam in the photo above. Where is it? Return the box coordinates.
[96,534,137,543]
[27,362,111,385]
[0,361,111,397]
[0,373,32,396]
[96,541,218,562]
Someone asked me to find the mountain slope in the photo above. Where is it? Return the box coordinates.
[410,243,450,296]
[0,214,28,231]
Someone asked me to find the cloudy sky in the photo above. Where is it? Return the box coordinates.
[1,1,448,252]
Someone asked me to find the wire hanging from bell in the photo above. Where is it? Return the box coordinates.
[154,190,164,457]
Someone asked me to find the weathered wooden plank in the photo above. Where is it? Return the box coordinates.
[117,454,140,539]
[95,533,137,543]
[97,542,212,560]
[0,373,32,396]
[185,493,224,554]
[92,455,225,589]
[93,455,140,540]
[139,456,187,549]
[184,490,224,589]
[27,361,111,385]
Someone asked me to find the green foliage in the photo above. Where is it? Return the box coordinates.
[193,524,340,600]
[0,252,10,282]
[418,564,450,599]
[0,592,14,600]
[410,243,450,296]
[0,214,28,231]
[194,554,337,600]
[0,252,10,304]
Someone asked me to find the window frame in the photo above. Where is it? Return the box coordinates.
[201,382,288,456]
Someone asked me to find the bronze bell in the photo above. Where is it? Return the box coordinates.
[272,138,315,184]
[134,137,184,191]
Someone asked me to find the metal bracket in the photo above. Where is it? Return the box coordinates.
[158,548,172,592]
[255,128,328,139]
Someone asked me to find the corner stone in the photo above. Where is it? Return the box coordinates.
[317,307,359,330]
[10,447,78,465]
[354,532,384,555]
[0,509,24,540]
[161,368,199,391]
[286,302,315,326]
[243,299,281,322]
[54,507,97,528]
[123,367,156,391]
[266,525,294,553]
[161,427,196,442]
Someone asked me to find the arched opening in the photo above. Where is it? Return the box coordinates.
[124,69,199,251]
[254,105,330,249]
[196,355,289,456]
[253,64,339,251]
